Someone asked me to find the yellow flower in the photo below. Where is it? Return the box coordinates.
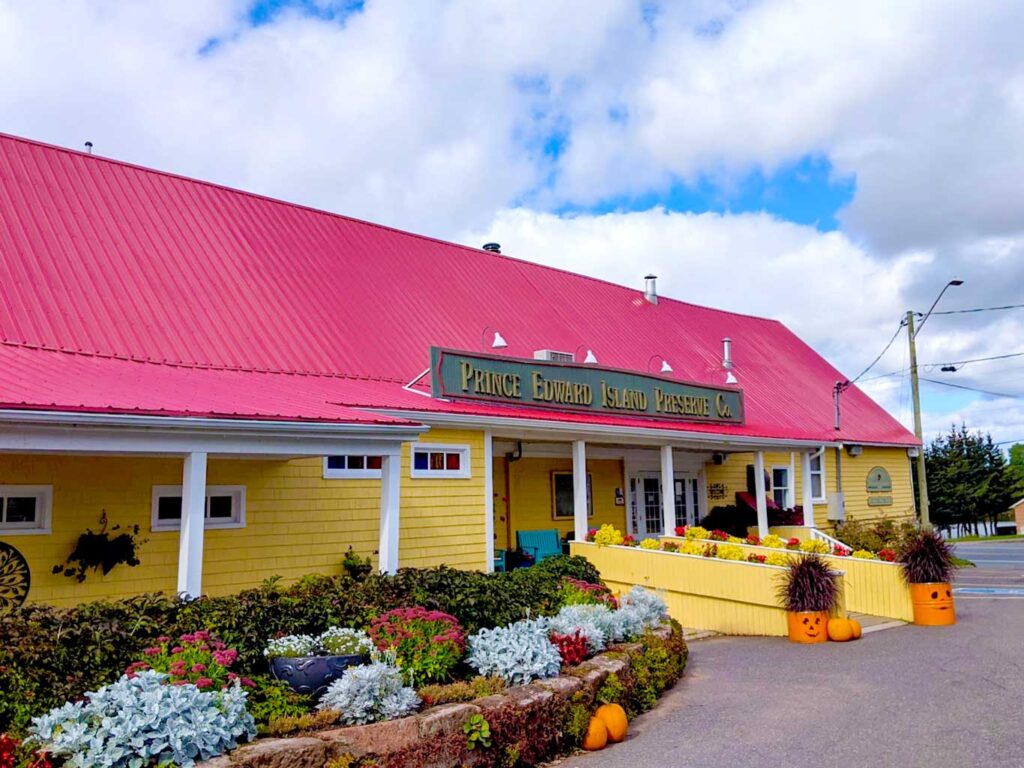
[639,538,661,550]
[593,524,624,547]
[684,526,710,541]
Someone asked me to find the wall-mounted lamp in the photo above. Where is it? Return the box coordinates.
[574,344,598,364]
[481,326,508,350]
[647,354,673,374]
[846,444,863,457]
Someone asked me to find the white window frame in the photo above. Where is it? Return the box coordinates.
[323,455,383,480]
[0,485,52,535]
[151,485,246,531]
[410,443,472,479]
[809,452,827,503]
[771,466,793,508]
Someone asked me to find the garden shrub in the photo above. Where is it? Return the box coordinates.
[558,577,617,608]
[0,556,603,738]
[245,675,311,732]
[618,587,669,627]
[466,619,562,685]
[317,658,420,725]
[835,519,917,553]
[264,708,340,738]
[28,671,255,768]
[549,630,589,667]
[126,630,245,690]
[368,607,465,684]
[626,622,688,714]
[548,605,609,654]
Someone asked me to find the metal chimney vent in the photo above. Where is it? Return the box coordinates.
[643,274,658,304]
[722,337,733,369]
[482,242,501,253]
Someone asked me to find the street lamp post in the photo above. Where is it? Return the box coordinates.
[908,279,963,530]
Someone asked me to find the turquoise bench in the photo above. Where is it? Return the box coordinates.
[516,529,563,565]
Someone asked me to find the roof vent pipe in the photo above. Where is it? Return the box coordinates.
[643,274,658,304]
[722,337,733,369]
[482,242,501,253]
[84,141,93,155]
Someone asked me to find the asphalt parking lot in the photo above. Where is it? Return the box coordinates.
[563,540,1024,768]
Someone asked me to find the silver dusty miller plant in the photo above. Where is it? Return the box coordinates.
[28,670,255,768]
[466,618,561,686]
[619,586,669,627]
[317,651,420,725]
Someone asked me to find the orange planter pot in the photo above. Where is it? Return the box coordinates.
[786,611,829,643]
[910,583,956,626]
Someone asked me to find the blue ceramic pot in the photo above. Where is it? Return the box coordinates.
[269,654,366,697]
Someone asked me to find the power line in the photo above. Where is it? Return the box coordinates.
[927,303,1024,316]
[994,438,1023,446]
[847,318,906,385]
[933,350,1024,367]
[919,377,1020,399]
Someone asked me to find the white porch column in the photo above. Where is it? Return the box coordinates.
[379,453,402,574]
[177,451,208,598]
[572,440,588,541]
[801,451,815,528]
[753,450,769,538]
[660,445,675,536]
[483,431,495,573]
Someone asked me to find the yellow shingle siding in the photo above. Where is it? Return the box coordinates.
[702,446,915,529]
[0,427,487,607]
[506,457,626,541]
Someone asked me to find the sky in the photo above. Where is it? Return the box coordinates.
[0,0,1021,448]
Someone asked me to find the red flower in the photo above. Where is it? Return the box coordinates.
[674,526,687,537]
[878,548,897,562]
[195,677,214,689]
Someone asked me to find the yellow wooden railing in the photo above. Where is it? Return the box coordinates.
[570,541,848,637]
[661,536,914,623]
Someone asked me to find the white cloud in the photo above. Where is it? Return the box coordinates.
[0,0,1020,446]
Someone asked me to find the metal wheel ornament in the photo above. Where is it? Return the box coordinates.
[0,541,31,609]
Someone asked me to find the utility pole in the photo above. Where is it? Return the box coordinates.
[906,310,930,530]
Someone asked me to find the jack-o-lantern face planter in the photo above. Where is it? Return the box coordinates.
[786,611,829,643]
[910,583,956,626]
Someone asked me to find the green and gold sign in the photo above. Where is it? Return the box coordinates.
[430,348,744,424]
[866,467,892,492]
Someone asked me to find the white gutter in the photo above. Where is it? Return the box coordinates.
[0,409,427,439]
[370,408,842,450]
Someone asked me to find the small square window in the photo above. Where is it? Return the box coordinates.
[208,495,234,519]
[409,444,471,479]
[0,486,52,534]
[5,497,37,523]
[323,455,385,479]
[151,486,244,531]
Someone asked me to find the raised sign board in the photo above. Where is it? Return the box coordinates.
[430,347,744,424]
[866,466,893,492]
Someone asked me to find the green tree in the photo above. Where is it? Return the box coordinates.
[1007,443,1024,500]
[926,425,1015,536]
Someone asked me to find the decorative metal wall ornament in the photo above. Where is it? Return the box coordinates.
[0,540,31,609]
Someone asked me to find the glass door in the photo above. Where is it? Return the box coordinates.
[638,474,663,538]
[674,476,699,529]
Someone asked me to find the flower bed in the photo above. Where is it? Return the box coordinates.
[194,622,687,768]
[0,556,691,767]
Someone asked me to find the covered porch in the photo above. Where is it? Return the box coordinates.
[0,410,424,606]
[484,423,830,571]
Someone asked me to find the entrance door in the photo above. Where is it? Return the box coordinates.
[635,472,701,538]
[673,476,700,529]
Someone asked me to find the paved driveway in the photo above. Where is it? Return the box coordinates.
[563,556,1024,768]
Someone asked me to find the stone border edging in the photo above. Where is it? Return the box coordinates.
[200,626,672,768]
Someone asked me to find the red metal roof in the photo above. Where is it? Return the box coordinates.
[0,132,916,445]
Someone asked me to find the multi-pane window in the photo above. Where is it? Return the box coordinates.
[809,454,826,501]
[772,467,792,508]
[0,486,52,533]
[324,455,383,479]
[151,485,245,531]
[551,472,593,519]
[410,444,471,478]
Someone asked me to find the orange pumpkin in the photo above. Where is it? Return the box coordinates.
[849,618,862,640]
[595,703,628,743]
[827,617,854,642]
[786,611,828,644]
[582,716,608,751]
[910,583,956,626]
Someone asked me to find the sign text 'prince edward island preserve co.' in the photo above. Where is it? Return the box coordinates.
[430,348,744,424]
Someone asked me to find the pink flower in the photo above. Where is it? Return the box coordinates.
[195,677,214,689]
[241,677,255,688]
[191,664,207,673]
[143,647,161,656]
[171,647,184,654]
[156,636,171,644]
[169,661,188,676]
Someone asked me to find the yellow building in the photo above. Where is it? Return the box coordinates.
[0,133,919,608]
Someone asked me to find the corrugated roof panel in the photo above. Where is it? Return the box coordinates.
[0,132,916,444]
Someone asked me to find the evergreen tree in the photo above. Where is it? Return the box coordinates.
[926,425,1015,535]
[1007,443,1024,500]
